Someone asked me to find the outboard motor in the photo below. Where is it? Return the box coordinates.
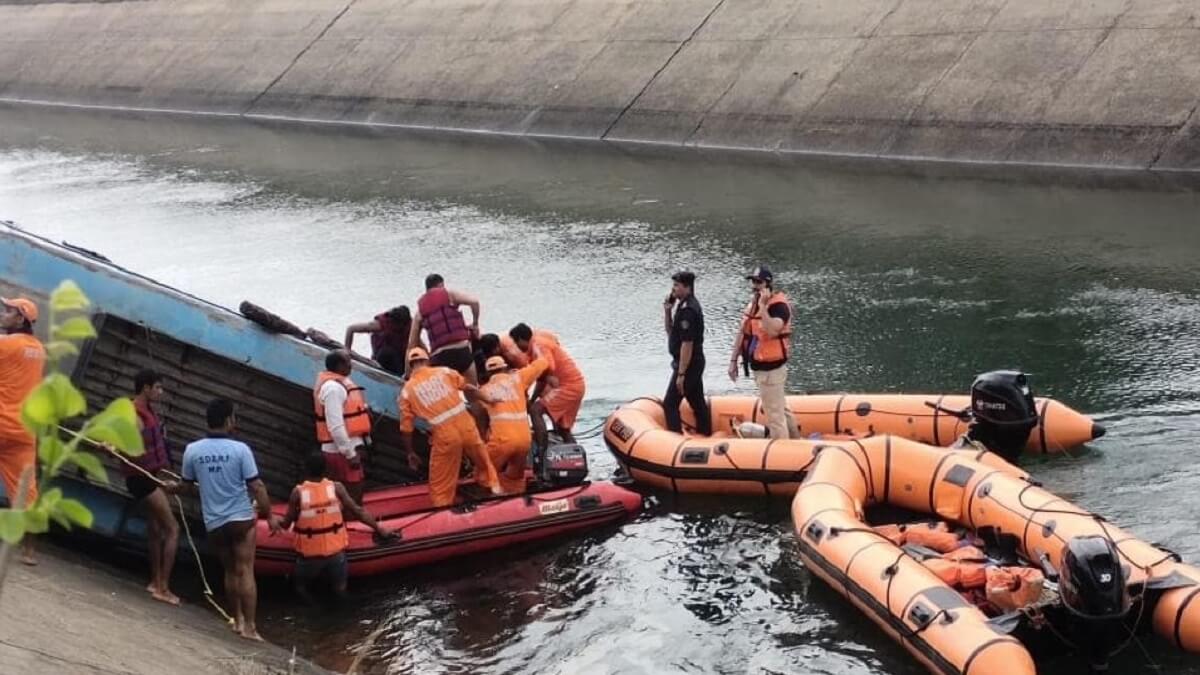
[1058,536,1133,672]
[965,370,1038,462]
[538,443,589,488]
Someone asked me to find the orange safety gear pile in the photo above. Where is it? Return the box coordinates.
[986,566,1046,612]
[293,479,349,558]
[313,372,372,443]
[481,357,549,494]
[399,365,497,507]
[529,331,585,429]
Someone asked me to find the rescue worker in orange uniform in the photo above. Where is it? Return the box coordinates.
[508,323,586,450]
[278,452,392,602]
[727,266,800,440]
[0,297,46,566]
[313,350,373,504]
[399,347,501,507]
[480,354,549,494]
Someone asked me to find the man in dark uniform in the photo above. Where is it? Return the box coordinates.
[662,271,712,436]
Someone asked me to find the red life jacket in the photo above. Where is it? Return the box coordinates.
[370,311,409,358]
[127,400,169,476]
[417,287,470,352]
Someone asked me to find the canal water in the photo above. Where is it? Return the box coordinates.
[2,105,1199,674]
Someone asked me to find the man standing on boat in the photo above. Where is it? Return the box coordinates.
[480,354,549,494]
[127,369,181,606]
[313,350,372,505]
[407,274,482,384]
[399,347,501,507]
[508,324,587,449]
[277,453,392,602]
[0,297,46,566]
[166,398,281,642]
[728,267,800,440]
[663,271,712,436]
[343,305,411,376]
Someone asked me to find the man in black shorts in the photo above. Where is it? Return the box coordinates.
[127,369,181,605]
[167,399,281,641]
[278,453,392,602]
[408,273,483,384]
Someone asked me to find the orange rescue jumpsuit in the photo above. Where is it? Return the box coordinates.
[399,366,499,507]
[481,358,549,494]
[528,331,586,430]
[0,333,46,506]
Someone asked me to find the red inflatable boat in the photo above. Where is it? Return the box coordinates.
[255,479,643,577]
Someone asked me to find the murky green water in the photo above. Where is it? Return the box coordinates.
[2,106,1199,674]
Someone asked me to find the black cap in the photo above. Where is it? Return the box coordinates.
[746,266,773,283]
[671,270,695,288]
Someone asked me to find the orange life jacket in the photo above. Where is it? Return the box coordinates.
[313,372,372,443]
[398,366,471,433]
[293,479,348,557]
[740,292,792,368]
[986,566,1045,611]
[922,557,988,589]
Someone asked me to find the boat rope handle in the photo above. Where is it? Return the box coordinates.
[58,425,236,626]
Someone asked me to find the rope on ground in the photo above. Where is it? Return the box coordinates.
[57,425,236,627]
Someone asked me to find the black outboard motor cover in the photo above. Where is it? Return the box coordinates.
[539,443,589,487]
[1060,535,1130,619]
[967,370,1038,462]
[1057,535,1133,672]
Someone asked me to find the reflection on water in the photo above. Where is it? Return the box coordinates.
[1,106,1199,674]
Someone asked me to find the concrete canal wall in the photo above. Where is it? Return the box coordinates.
[1,0,1198,172]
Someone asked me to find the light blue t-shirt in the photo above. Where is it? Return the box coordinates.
[181,435,260,532]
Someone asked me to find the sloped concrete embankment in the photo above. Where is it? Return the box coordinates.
[0,0,1197,172]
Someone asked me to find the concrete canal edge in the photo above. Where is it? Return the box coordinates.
[0,0,1197,173]
[0,544,330,675]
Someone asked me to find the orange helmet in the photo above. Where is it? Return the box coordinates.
[406,346,429,363]
[0,297,38,323]
[484,356,507,373]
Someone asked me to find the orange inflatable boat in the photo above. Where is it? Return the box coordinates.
[792,439,1200,674]
[704,392,1100,455]
[605,397,1021,496]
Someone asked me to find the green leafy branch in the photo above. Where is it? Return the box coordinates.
[0,281,145,545]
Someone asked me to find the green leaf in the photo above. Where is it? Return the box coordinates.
[23,506,49,534]
[80,398,144,457]
[50,280,90,313]
[54,499,93,529]
[37,435,68,475]
[39,488,63,510]
[0,510,27,544]
[45,341,80,361]
[52,317,97,342]
[70,451,109,484]
[20,373,87,431]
